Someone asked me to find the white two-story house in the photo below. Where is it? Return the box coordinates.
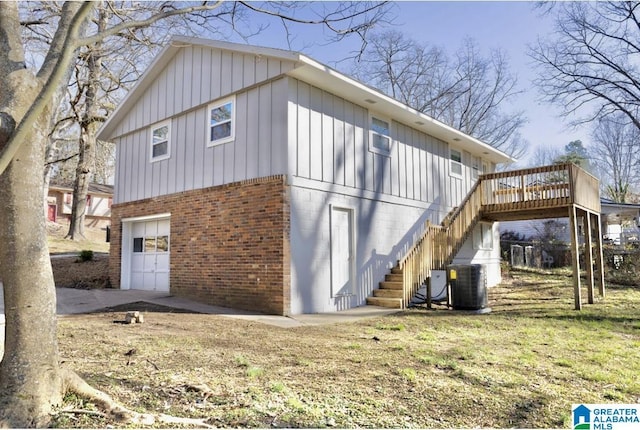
[97,36,513,315]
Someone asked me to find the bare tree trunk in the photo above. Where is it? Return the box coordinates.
[43,144,54,219]
[66,4,107,240]
[0,117,64,427]
[0,3,86,425]
[66,131,92,239]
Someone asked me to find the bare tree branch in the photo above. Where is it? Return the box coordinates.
[531,2,640,131]
[353,30,527,158]
[0,1,94,176]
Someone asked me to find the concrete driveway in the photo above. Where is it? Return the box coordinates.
[1,283,400,358]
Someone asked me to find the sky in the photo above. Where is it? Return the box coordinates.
[234,1,587,166]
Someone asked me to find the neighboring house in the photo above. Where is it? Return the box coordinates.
[97,36,515,315]
[500,198,640,246]
[46,181,113,228]
[600,198,640,245]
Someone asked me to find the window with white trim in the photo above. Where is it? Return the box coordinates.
[150,121,171,161]
[369,115,391,156]
[472,156,481,180]
[450,148,462,177]
[473,222,493,250]
[207,96,235,146]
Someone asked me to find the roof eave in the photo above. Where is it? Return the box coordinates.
[97,36,304,141]
[288,55,515,165]
[99,37,515,165]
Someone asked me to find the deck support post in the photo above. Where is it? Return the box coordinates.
[592,212,606,298]
[583,209,595,304]
[569,205,582,310]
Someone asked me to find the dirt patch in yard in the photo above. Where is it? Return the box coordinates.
[91,301,199,314]
[51,254,110,289]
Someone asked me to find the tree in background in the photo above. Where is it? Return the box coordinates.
[590,114,640,203]
[553,140,593,172]
[353,30,528,158]
[532,2,640,131]
[529,145,561,168]
[23,1,393,240]
[0,2,389,426]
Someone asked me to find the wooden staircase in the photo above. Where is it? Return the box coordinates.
[367,163,604,309]
[366,267,404,309]
[367,178,483,309]
[366,163,603,310]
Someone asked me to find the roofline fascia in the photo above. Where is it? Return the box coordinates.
[293,55,515,165]
[99,36,515,165]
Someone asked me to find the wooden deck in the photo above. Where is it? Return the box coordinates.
[480,163,601,221]
[367,163,604,311]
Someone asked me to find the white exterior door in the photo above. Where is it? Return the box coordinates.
[130,218,170,291]
[331,207,353,297]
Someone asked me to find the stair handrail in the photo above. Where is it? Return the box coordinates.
[378,163,601,309]
[398,178,485,308]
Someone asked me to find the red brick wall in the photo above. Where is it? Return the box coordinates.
[109,175,291,315]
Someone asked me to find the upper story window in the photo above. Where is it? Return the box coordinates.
[150,120,171,162]
[208,96,235,146]
[369,115,391,156]
[472,156,481,180]
[450,148,462,177]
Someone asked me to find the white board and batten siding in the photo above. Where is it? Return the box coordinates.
[113,45,481,209]
[287,78,475,211]
[113,45,294,204]
[286,77,486,313]
[112,46,295,138]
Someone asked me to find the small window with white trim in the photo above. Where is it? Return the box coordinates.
[473,222,493,250]
[207,96,235,146]
[472,156,481,180]
[369,115,391,156]
[150,121,171,162]
[450,148,462,177]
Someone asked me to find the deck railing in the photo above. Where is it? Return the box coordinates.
[480,163,600,214]
[395,163,600,308]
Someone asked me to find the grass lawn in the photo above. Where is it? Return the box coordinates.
[53,268,640,428]
[47,222,110,254]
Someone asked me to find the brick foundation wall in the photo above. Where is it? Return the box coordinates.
[109,175,291,315]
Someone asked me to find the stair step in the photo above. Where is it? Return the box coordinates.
[379,281,403,290]
[391,267,403,275]
[373,288,403,298]
[366,297,403,309]
[385,273,403,282]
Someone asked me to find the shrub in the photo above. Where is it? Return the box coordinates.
[603,246,640,286]
[78,250,94,262]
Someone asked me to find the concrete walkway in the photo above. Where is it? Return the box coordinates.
[0,285,400,359]
[0,285,400,330]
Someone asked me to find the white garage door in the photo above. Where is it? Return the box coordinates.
[130,218,170,291]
